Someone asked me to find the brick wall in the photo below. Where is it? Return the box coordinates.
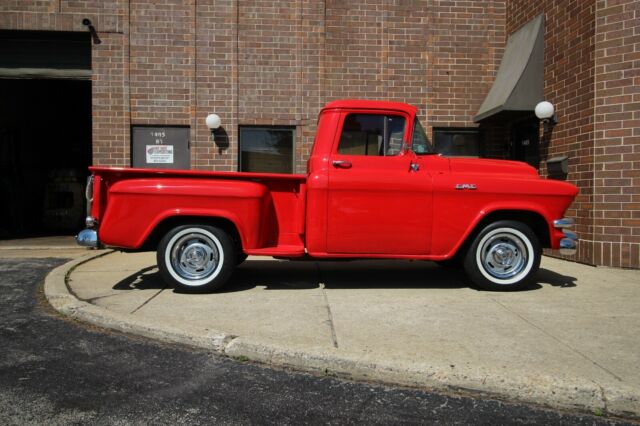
[236,0,306,171]
[2,0,636,267]
[506,0,597,265]
[129,0,194,125]
[592,0,640,268]
[0,0,506,174]
[0,0,125,13]
[61,0,125,15]
[193,0,237,171]
[505,0,640,268]
[0,1,57,13]
[427,1,505,130]
[92,31,130,167]
[0,2,127,167]
[198,0,504,173]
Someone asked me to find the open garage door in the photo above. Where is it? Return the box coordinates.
[0,31,91,238]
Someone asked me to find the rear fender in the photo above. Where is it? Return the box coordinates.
[98,178,270,250]
[137,208,244,249]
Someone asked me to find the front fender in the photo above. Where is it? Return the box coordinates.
[432,195,576,258]
[443,203,549,258]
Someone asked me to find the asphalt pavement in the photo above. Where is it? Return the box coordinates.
[0,253,634,424]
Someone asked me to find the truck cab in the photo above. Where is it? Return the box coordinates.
[305,100,438,256]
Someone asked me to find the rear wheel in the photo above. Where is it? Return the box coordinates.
[464,220,541,291]
[157,225,236,293]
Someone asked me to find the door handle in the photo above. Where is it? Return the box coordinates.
[410,162,420,172]
[332,160,352,169]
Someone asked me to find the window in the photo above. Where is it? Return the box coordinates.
[337,114,406,156]
[411,118,433,154]
[239,127,294,173]
[433,128,480,157]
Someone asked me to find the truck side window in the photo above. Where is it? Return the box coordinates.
[412,118,433,154]
[338,114,405,156]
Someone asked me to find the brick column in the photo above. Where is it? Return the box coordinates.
[592,0,640,268]
[92,31,130,166]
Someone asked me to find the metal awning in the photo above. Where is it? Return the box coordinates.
[474,15,544,122]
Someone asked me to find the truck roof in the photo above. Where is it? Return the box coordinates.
[322,99,418,115]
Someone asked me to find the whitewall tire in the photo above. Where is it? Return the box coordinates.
[157,225,236,293]
[464,220,541,291]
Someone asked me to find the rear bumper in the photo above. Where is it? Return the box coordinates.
[554,218,577,256]
[76,229,99,248]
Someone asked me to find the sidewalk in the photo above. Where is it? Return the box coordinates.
[0,236,88,258]
[46,251,640,418]
[0,235,78,249]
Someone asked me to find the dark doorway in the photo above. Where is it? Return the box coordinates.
[0,79,92,238]
[511,118,540,168]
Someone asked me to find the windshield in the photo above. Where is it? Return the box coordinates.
[411,118,434,154]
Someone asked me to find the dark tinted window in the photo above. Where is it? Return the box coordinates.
[338,114,405,156]
[433,128,480,157]
[239,127,294,173]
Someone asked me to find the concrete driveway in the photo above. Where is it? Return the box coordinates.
[48,251,640,418]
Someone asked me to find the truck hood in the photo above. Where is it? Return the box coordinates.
[447,157,539,178]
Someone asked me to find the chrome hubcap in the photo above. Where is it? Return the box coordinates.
[481,233,527,280]
[170,233,219,281]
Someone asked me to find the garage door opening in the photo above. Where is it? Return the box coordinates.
[0,78,92,238]
[0,30,91,239]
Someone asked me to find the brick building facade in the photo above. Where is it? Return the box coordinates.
[496,0,640,268]
[0,0,638,268]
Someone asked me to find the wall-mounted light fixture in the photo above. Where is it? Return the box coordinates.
[535,101,557,133]
[205,114,221,141]
[82,18,101,45]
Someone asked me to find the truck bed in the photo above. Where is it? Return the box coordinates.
[89,167,308,256]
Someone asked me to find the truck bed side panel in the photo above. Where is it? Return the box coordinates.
[95,173,306,251]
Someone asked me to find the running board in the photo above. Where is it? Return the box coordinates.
[246,245,305,257]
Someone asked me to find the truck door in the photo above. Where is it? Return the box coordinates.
[326,112,433,255]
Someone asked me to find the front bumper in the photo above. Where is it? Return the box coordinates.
[76,228,99,248]
[554,218,578,256]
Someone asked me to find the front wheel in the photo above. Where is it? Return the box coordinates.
[464,220,541,291]
[157,225,236,293]
[236,252,249,265]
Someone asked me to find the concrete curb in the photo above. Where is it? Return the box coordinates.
[224,339,639,418]
[44,253,639,419]
[44,251,236,351]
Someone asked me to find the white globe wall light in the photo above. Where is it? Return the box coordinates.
[205,113,221,130]
[205,113,222,141]
[535,101,554,120]
[535,101,557,133]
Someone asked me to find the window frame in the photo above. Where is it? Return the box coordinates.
[333,112,409,157]
[238,125,296,174]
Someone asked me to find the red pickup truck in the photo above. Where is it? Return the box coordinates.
[77,100,578,292]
